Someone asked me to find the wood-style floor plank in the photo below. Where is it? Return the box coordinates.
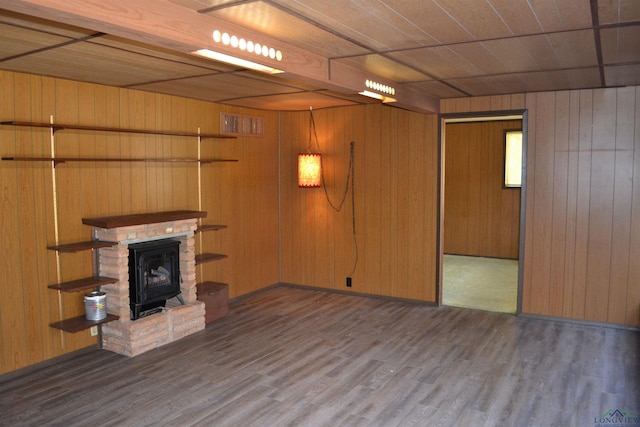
[0,285,638,426]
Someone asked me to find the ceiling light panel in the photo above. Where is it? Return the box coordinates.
[212,29,283,62]
[200,1,369,57]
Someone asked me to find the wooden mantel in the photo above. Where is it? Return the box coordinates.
[83,210,207,229]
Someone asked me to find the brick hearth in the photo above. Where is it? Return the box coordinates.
[86,213,206,356]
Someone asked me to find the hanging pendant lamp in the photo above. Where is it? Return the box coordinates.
[298,152,321,188]
[298,106,322,188]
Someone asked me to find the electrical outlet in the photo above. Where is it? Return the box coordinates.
[90,326,98,336]
[346,277,352,287]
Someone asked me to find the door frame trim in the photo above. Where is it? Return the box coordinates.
[436,109,528,315]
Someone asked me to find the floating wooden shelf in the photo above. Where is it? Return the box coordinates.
[1,156,238,164]
[48,240,118,252]
[50,314,119,333]
[48,276,119,292]
[1,120,234,139]
[4,119,235,336]
[1,121,239,165]
[195,253,227,265]
[195,224,227,233]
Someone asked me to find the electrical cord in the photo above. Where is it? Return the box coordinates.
[309,109,358,277]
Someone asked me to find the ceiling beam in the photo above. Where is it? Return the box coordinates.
[1,0,439,113]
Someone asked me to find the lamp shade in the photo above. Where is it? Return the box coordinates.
[298,153,321,187]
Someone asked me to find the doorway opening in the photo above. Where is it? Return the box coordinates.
[438,112,527,314]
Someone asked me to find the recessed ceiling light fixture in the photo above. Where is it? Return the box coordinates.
[192,30,284,74]
[359,79,397,103]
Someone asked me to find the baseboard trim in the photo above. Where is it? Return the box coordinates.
[276,282,438,306]
[518,312,640,331]
[238,283,638,331]
[0,344,99,383]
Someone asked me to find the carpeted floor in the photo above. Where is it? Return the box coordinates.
[442,254,518,314]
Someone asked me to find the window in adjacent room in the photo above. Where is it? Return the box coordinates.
[504,130,523,188]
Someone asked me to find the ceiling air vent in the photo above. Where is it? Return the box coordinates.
[220,112,264,136]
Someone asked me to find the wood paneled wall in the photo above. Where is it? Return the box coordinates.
[442,88,640,327]
[3,71,638,375]
[444,120,522,259]
[279,105,439,301]
[0,70,279,375]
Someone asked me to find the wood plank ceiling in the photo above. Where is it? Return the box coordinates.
[0,0,638,112]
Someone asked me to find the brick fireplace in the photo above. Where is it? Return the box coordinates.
[83,211,207,357]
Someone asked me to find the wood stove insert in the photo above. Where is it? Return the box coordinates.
[129,239,183,320]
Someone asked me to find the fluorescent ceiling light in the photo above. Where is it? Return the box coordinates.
[358,90,397,103]
[365,79,395,96]
[193,49,284,74]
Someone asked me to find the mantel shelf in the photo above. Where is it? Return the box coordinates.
[50,314,119,333]
[1,120,234,139]
[83,210,207,229]
[1,156,238,165]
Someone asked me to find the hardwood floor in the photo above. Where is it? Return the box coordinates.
[1,285,638,426]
